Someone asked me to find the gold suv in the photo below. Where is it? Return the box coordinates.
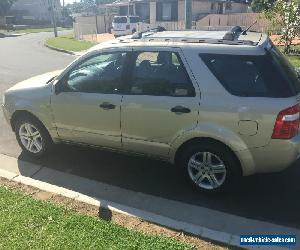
[3,28,300,192]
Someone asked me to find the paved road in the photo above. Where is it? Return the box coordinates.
[1,32,300,230]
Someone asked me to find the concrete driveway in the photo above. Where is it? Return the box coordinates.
[1,32,300,240]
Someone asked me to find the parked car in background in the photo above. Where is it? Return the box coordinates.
[111,16,148,37]
[3,28,300,193]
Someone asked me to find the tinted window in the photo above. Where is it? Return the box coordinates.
[129,17,140,23]
[64,52,126,94]
[201,52,300,97]
[269,46,300,94]
[127,51,195,97]
[113,17,127,23]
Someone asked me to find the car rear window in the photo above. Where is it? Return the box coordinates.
[113,17,127,23]
[200,50,300,98]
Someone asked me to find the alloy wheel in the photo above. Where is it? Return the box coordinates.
[18,123,43,154]
[187,151,227,190]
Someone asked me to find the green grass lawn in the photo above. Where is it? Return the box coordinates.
[15,27,69,34]
[46,35,95,52]
[286,55,300,68]
[0,185,191,250]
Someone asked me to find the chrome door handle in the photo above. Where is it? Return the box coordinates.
[99,102,116,110]
[170,106,191,114]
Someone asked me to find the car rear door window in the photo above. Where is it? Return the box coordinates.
[127,51,195,97]
[200,52,299,97]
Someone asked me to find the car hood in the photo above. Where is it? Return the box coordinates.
[8,70,63,92]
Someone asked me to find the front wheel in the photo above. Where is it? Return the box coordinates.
[179,142,241,193]
[15,116,52,158]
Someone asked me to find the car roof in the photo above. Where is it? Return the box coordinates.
[89,29,268,53]
[113,15,139,18]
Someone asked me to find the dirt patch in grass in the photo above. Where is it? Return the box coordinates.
[0,177,237,250]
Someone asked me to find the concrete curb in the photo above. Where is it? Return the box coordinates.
[0,153,296,250]
[0,33,26,38]
[44,43,77,55]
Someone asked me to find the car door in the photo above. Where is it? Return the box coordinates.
[121,48,200,157]
[51,50,128,149]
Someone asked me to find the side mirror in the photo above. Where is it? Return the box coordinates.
[54,74,69,94]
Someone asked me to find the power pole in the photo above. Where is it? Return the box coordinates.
[185,0,192,30]
[49,0,58,37]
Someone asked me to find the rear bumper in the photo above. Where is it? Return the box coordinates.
[111,29,131,36]
[239,134,300,176]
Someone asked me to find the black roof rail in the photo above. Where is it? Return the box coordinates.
[223,26,243,40]
[132,26,166,39]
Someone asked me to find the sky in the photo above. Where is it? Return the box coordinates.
[62,0,77,5]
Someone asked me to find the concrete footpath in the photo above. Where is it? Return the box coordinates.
[0,153,298,250]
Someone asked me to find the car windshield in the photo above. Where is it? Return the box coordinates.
[113,17,127,23]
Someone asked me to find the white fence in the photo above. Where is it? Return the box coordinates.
[74,15,113,41]
[142,13,271,33]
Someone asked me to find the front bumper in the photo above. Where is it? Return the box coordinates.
[1,104,11,126]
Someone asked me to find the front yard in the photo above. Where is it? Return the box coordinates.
[0,184,192,250]
[286,55,300,68]
[46,35,96,52]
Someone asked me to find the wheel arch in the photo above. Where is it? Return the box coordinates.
[11,110,47,132]
[173,137,243,176]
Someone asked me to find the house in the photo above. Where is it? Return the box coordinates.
[106,0,249,24]
[151,0,249,24]
[10,0,61,24]
[105,0,150,21]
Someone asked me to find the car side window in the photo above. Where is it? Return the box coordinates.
[128,51,195,97]
[130,17,140,23]
[64,52,126,94]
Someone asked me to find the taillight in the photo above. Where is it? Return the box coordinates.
[272,104,300,139]
[126,24,130,30]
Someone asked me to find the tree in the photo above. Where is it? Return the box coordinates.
[265,0,300,53]
[67,0,114,14]
[69,0,97,13]
[0,0,17,16]
[251,0,276,12]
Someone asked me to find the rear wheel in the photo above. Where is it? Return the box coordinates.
[15,115,52,158]
[178,142,241,193]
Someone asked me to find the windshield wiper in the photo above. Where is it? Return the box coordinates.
[46,76,57,84]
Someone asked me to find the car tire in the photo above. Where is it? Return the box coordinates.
[15,115,53,159]
[178,141,241,193]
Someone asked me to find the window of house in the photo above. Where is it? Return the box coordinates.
[162,3,172,21]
